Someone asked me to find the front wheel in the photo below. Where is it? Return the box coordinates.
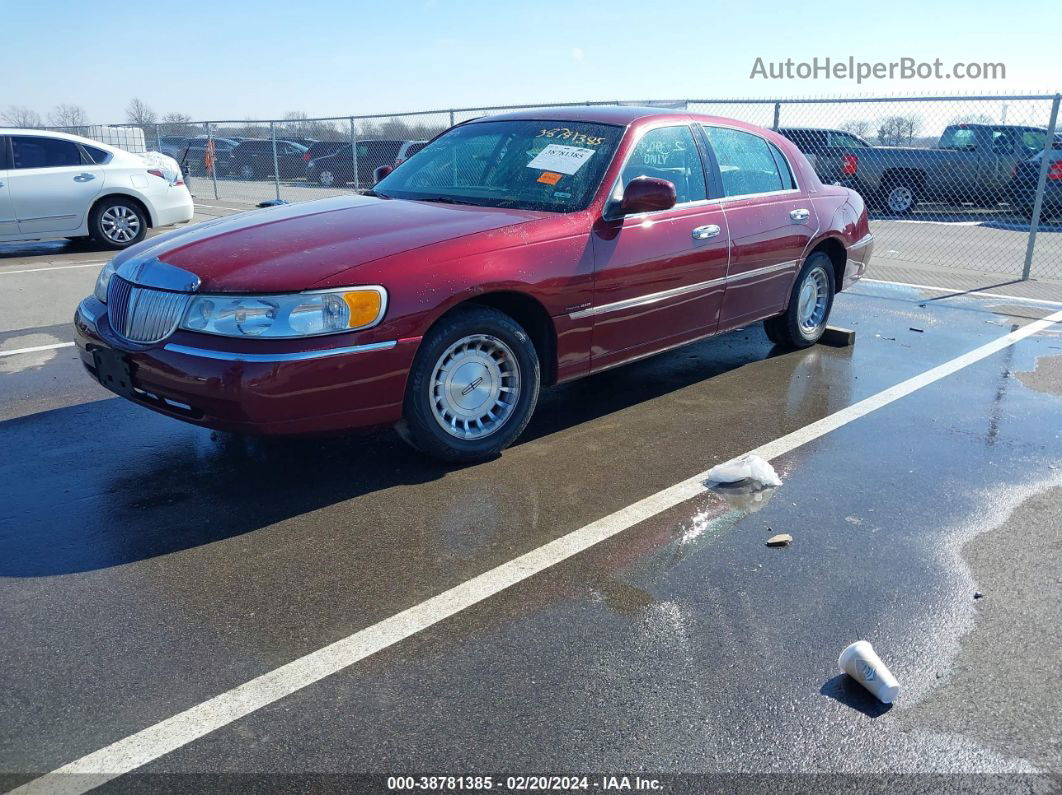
[764,252,836,350]
[397,307,541,463]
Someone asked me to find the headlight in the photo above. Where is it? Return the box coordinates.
[93,260,119,303]
[180,286,387,338]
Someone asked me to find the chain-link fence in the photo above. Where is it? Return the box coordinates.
[42,94,1062,287]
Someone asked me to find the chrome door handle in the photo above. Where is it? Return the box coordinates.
[790,208,810,223]
[691,224,721,240]
[73,173,96,182]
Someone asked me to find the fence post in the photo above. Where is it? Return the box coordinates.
[270,121,281,201]
[1023,93,1061,281]
[208,124,219,201]
[772,102,781,131]
[154,123,161,152]
[350,117,360,192]
[449,109,456,128]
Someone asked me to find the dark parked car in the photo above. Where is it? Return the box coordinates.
[77,107,872,461]
[180,137,239,176]
[1009,141,1062,219]
[778,128,871,187]
[227,139,309,180]
[158,135,189,159]
[306,139,410,186]
[302,140,348,167]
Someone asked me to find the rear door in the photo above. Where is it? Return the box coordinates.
[8,135,102,235]
[0,136,17,237]
[588,123,730,368]
[701,125,816,330]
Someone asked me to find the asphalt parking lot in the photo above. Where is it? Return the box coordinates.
[2,206,1062,792]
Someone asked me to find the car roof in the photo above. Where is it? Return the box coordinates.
[467,106,774,132]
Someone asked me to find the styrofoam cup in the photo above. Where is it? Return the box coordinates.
[838,640,900,704]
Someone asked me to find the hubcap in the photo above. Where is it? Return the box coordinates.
[429,334,521,440]
[320,170,334,186]
[888,187,913,212]
[100,206,141,243]
[241,165,253,178]
[797,265,829,335]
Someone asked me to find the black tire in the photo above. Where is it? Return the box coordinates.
[397,306,541,463]
[89,197,148,250]
[877,179,919,215]
[764,252,836,350]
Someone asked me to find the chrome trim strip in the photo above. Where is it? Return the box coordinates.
[16,213,78,222]
[569,260,800,320]
[725,260,799,283]
[117,257,201,292]
[848,233,874,252]
[569,276,727,320]
[162,341,398,362]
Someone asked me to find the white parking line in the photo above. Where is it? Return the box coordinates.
[0,342,75,358]
[0,262,106,276]
[194,203,249,212]
[12,308,1062,795]
[863,278,1062,308]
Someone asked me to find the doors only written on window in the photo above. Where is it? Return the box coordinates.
[619,126,707,205]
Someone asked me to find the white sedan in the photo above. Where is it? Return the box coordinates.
[0,129,194,249]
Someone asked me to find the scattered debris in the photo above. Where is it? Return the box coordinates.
[874,334,897,341]
[838,640,900,704]
[845,516,863,525]
[974,591,984,600]
[766,533,792,547]
[706,454,782,488]
[909,327,925,333]
[257,198,289,208]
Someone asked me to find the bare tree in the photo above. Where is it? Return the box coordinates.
[49,103,89,129]
[2,105,44,127]
[877,115,922,146]
[949,113,995,126]
[839,119,872,139]
[281,111,343,141]
[126,97,157,127]
[160,112,194,135]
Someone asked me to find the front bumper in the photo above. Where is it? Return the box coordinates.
[75,297,419,435]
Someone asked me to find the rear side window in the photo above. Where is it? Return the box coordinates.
[11,136,83,169]
[702,126,785,196]
[940,127,977,151]
[82,145,112,165]
[0,137,11,169]
[769,143,796,189]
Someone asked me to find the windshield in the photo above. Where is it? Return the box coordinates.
[375,120,622,212]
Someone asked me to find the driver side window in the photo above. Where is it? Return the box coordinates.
[619,126,707,205]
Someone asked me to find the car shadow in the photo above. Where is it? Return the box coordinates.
[0,326,810,578]
[820,674,893,718]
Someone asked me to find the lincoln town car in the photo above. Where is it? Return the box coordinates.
[75,107,874,461]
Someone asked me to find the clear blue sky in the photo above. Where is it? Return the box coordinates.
[4,0,1060,124]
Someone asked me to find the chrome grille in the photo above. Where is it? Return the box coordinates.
[107,276,191,343]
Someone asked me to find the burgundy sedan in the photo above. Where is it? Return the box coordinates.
[76,107,873,462]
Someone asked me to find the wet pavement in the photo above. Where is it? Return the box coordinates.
[1,231,1061,792]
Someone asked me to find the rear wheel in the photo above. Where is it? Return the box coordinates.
[764,252,836,349]
[397,307,541,463]
[89,198,147,250]
[238,162,256,180]
[318,169,336,187]
[880,182,918,214]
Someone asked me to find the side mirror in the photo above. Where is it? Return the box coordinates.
[615,176,676,216]
[373,164,394,183]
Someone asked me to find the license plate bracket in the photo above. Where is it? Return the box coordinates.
[92,348,136,399]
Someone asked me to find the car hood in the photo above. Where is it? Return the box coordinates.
[114,195,551,293]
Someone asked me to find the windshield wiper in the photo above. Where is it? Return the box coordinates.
[414,195,481,206]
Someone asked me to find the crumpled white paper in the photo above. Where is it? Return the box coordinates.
[706,454,782,488]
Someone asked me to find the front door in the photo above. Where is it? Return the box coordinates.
[701,125,816,330]
[8,135,102,235]
[588,124,729,370]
